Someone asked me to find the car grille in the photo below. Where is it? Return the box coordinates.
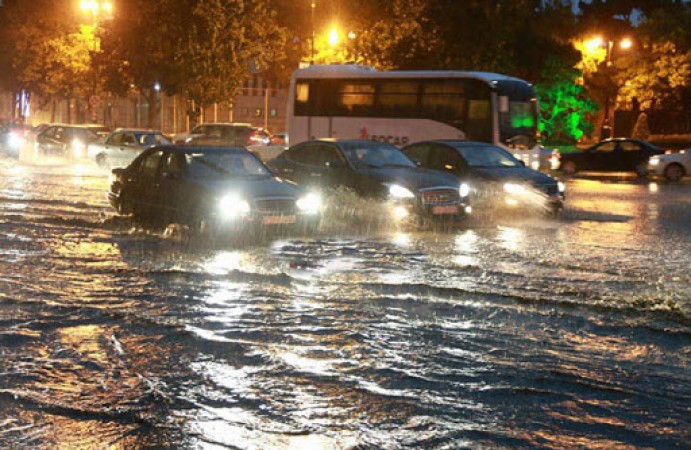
[421,188,460,205]
[253,197,296,214]
[533,183,558,196]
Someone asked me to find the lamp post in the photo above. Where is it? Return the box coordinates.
[79,0,114,122]
[585,36,633,139]
[310,1,316,64]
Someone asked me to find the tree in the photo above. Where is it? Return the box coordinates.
[0,0,98,121]
[535,58,599,145]
[631,112,650,139]
[174,0,287,122]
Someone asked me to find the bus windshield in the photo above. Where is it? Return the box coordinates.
[496,80,539,149]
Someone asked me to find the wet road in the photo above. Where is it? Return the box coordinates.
[0,158,689,449]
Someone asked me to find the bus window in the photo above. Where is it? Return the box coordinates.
[376,81,419,117]
[337,82,375,115]
[420,80,466,122]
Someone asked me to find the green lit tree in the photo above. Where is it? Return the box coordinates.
[535,58,599,145]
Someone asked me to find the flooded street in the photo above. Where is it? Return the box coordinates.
[0,158,689,449]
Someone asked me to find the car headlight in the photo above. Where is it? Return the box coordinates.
[459,183,470,198]
[8,132,24,149]
[504,183,527,195]
[558,181,566,193]
[219,194,250,219]
[388,184,415,199]
[72,139,85,157]
[649,156,660,166]
[296,192,321,214]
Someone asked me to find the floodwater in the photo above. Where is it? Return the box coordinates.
[0,157,689,449]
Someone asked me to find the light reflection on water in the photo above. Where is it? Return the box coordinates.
[0,160,689,448]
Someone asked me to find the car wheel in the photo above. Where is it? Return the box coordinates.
[663,163,685,182]
[561,160,577,175]
[96,154,109,168]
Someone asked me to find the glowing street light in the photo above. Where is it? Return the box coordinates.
[79,0,113,20]
[583,36,634,138]
[328,28,339,47]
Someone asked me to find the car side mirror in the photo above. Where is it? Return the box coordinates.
[519,160,526,167]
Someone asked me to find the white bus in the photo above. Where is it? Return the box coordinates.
[287,64,552,170]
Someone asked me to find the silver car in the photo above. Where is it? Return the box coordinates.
[88,129,171,168]
[648,149,690,181]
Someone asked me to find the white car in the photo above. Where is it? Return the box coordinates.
[648,149,690,181]
[88,129,170,169]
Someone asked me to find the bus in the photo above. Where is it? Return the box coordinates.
[287,64,553,170]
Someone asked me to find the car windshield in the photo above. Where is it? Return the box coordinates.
[135,132,171,146]
[186,151,270,178]
[341,142,416,168]
[455,145,521,168]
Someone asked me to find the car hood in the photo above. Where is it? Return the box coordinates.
[468,166,557,185]
[362,166,460,190]
[192,175,299,199]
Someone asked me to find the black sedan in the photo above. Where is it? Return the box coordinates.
[558,138,664,176]
[403,140,565,213]
[108,146,321,235]
[267,139,471,222]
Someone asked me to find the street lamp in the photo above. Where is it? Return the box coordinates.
[585,36,633,138]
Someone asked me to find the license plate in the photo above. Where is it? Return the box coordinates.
[432,205,459,215]
[262,215,296,225]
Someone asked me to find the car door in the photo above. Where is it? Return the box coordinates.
[308,143,351,190]
[156,151,187,222]
[128,149,165,216]
[618,140,645,171]
[102,132,122,162]
[590,141,618,171]
[428,144,467,176]
[403,143,433,168]
[118,133,141,167]
[42,126,67,155]
[276,143,321,184]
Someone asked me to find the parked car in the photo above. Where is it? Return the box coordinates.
[403,140,565,213]
[174,123,271,147]
[558,138,664,176]
[35,124,111,160]
[88,128,171,168]
[647,149,690,181]
[108,145,321,234]
[267,139,471,222]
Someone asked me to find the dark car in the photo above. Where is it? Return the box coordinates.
[108,146,321,235]
[558,138,664,176]
[174,123,271,147]
[35,124,111,160]
[267,139,471,222]
[403,140,565,213]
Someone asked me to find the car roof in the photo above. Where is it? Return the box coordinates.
[298,138,399,147]
[193,122,253,128]
[406,139,498,148]
[146,145,249,154]
[114,128,163,133]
